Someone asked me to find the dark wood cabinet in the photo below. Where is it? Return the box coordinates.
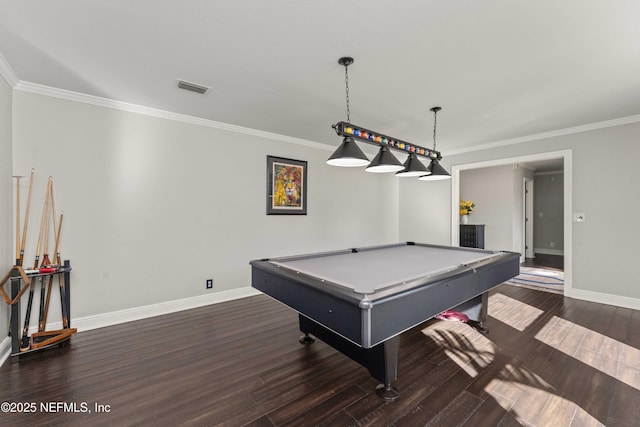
[460,224,485,249]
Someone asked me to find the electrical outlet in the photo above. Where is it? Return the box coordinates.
[206,279,213,289]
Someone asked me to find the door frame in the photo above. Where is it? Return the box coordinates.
[523,176,534,260]
[451,149,572,294]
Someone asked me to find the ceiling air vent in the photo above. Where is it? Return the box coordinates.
[177,79,209,94]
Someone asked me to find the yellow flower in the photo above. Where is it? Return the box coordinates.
[459,199,475,215]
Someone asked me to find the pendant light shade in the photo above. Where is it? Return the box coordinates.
[327,136,370,167]
[419,159,451,180]
[366,146,404,173]
[396,152,430,177]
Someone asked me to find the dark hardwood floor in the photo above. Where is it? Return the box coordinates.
[522,254,564,271]
[2,284,639,426]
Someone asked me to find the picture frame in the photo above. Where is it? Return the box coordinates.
[266,155,307,215]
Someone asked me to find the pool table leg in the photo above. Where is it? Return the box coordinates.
[375,336,400,402]
[298,314,400,401]
[469,292,490,333]
[299,333,315,345]
[451,293,490,333]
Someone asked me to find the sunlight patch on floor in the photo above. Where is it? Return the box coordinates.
[421,323,496,378]
[535,315,640,391]
[443,347,492,378]
[489,292,544,331]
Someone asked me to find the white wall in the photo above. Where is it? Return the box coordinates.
[398,178,452,245]
[11,90,400,325]
[0,75,11,340]
[459,165,525,251]
[422,124,640,306]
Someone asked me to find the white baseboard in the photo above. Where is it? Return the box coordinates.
[534,248,565,256]
[73,287,261,332]
[566,288,640,311]
[0,287,261,367]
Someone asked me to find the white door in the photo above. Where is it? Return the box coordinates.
[523,177,535,259]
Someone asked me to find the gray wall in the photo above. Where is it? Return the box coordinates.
[406,123,640,304]
[459,165,533,252]
[398,177,451,246]
[0,75,11,340]
[461,166,512,250]
[534,172,564,254]
[10,91,400,324]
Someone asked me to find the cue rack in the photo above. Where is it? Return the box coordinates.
[0,170,76,358]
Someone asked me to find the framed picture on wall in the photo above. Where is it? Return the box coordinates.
[266,155,307,215]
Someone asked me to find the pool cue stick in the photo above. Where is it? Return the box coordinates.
[6,175,23,303]
[32,180,49,270]
[55,213,70,329]
[40,274,53,332]
[20,180,50,351]
[0,172,31,301]
[41,178,53,267]
[49,178,58,266]
[41,224,60,330]
[54,213,63,267]
[6,175,20,341]
[0,172,32,336]
[37,179,53,332]
[13,175,22,264]
[20,279,36,351]
[40,182,60,332]
[19,169,35,267]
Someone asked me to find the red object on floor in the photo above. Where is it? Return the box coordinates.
[435,310,469,323]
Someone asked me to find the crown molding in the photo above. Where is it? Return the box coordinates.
[12,80,640,157]
[443,114,640,157]
[0,52,18,88]
[13,80,335,152]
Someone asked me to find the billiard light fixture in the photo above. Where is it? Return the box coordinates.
[327,57,449,180]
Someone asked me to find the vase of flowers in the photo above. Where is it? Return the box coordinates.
[459,199,475,224]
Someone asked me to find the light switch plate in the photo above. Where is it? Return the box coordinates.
[573,213,586,222]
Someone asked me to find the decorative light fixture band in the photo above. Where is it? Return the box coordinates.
[332,121,441,160]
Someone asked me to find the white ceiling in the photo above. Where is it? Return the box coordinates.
[1,1,639,155]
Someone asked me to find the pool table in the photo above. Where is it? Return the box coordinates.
[250,242,519,400]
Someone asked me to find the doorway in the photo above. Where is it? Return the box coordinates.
[451,149,572,295]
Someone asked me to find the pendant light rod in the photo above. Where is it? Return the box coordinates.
[327,57,370,167]
[430,106,441,151]
[338,57,354,123]
[419,106,451,180]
